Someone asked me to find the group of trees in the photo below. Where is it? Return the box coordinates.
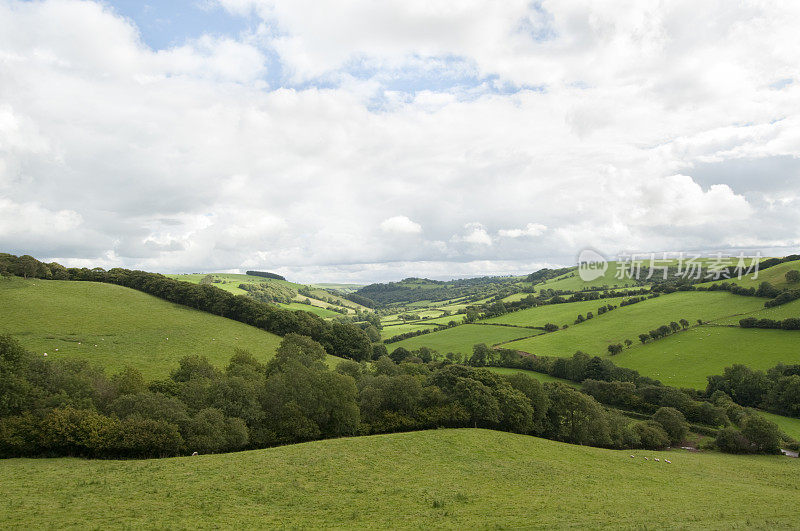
[462,347,792,453]
[739,317,800,330]
[706,363,800,418]
[0,254,373,362]
[245,271,286,281]
[1,334,699,459]
[238,282,295,304]
[637,319,690,344]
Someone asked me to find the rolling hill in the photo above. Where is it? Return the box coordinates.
[2,429,797,528]
[389,324,540,357]
[0,276,288,378]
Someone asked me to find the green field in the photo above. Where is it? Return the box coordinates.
[757,411,800,441]
[486,366,579,386]
[533,262,645,291]
[277,301,343,318]
[0,277,286,379]
[700,259,800,291]
[2,429,797,529]
[503,291,766,357]
[713,298,800,325]
[167,272,296,296]
[611,326,800,389]
[380,322,441,340]
[484,297,627,328]
[389,324,539,357]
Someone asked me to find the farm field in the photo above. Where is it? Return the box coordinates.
[167,272,296,296]
[0,277,286,379]
[611,326,800,389]
[486,366,579,386]
[276,301,343,318]
[712,298,800,325]
[2,429,797,529]
[533,262,645,291]
[389,324,539,357]
[758,411,800,441]
[502,291,766,359]
[700,259,800,291]
[484,297,628,328]
[380,322,440,340]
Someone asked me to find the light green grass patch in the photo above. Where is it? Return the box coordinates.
[1,429,797,529]
[390,324,538,357]
[0,277,287,379]
[485,297,627,328]
[611,326,800,389]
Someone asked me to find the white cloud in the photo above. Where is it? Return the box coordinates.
[380,215,422,234]
[1,0,799,280]
[499,223,547,239]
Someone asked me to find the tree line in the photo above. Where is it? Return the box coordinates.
[739,317,800,330]
[245,271,286,281]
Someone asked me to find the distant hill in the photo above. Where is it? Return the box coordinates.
[356,276,527,306]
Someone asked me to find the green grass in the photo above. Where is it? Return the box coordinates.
[757,411,800,441]
[700,259,800,291]
[534,262,645,291]
[484,297,627,328]
[380,322,441,340]
[610,326,800,389]
[277,301,343,318]
[0,277,287,379]
[486,366,579,387]
[713,298,800,325]
[389,324,538,357]
[166,272,297,296]
[503,291,765,357]
[2,429,797,529]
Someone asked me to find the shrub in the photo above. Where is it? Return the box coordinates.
[652,407,688,445]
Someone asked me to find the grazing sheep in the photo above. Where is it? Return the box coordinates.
[54,348,58,351]
[630,455,635,458]
[665,459,671,464]
[43,353,48,356]
[644,457,648,460]
[191,452,198,456]
[655,458,660,462]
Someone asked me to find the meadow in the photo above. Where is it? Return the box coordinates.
[2,429,797,529]
[531,261,645,291]
[700,259,800,291]
[502,291,766,358]
[390,324,540,357]
[712,297,800,325]
[484,296,628,328]
[611,326,800,389]
[0,277,286,378]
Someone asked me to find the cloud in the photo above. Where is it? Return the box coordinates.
[1,0,799,280]
[380,215,422,234]
[499,223,547,238]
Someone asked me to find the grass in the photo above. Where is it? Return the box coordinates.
[486,366,579,387]
[484,297,627,328]
[757,411,800,441]
[2,429,798,529]
[380,322,441,340]
[389,324,538,357]
[277,301,343,318]
[712,298,800,325]
[0,277,288,379]
[610,326,800,389]
[533,262,645,291]
[700,259,800,291]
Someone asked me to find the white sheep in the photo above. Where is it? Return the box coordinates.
[654,458,660,462]
[644,457,649,460]
[665,459,671,464]
[191,452,198,456]
[630,455,635,458]
[43,353,48,356]
[55,348,59,351]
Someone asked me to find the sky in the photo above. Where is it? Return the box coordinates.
[1,0,799,283]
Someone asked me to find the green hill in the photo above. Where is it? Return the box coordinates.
[2,429,797,529]
[700,259,800,291]
[0,277,286,379]
[484,296,628,328]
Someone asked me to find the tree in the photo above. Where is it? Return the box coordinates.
[741,415,781,454]
[543,323,559,332]
[607,344,623,356]
[638,334,650,344]
[669,321,680,333]
[652,407,688,445]
[785,270,800,284]
[705,364,772,408]
[624,339,633,347]
[679,319,690,329]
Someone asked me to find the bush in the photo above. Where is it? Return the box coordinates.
[652,407,688,444]
[633,421,670,449]
[715,427,751,453]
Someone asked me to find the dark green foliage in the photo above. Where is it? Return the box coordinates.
[652,407,688,444]
[245,271,286,281]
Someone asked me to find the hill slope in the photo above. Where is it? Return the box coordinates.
[0,277,284,378]
[2,429,797,528]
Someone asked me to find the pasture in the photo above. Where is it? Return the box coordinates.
[484,297,627,328]
[1,429,797,529]
[389,324,539,357]
[0,277,286,379]
[502,291,766,360]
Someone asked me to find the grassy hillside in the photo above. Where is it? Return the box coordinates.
[611,326,800,389]
[2,429,797,529]
[0,277,286,379]
[503,291,765,357]
[700,259,800,291]
[713,298,800,325]
[484,297,627,328]
[277,301,343,318]
[532,262,644,291]
[390,324,539,357]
